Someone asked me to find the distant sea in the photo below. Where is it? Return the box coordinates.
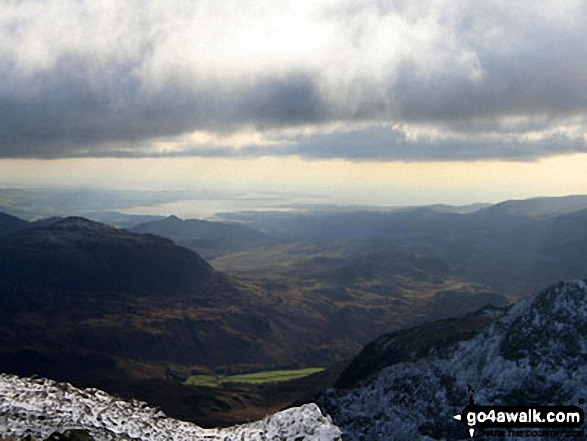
[119,190,334,220]
[122,197,306,220]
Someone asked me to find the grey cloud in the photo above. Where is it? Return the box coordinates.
[169,125,587,162]
[2,0,587,161]
[389,5,587,123]
[0,54,327,157]
[285,128,587,162]
[236,74,327,127]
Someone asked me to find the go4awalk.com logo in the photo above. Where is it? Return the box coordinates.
[453,389,584,438]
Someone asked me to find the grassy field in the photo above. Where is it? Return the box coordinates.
[184,368,325,388]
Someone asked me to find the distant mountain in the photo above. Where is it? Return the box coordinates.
[220,195,587,242]
[216,205,514,241]
[219,197,587,295]
[0,211,29,236]
[319,280,587,440]
[222,210,418,241]
[131,215,268,257]
[419,203,491,214]
[479,194,587,217]
[84,211,166,228]
[542,208,587,265]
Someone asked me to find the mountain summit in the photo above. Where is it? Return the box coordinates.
[0,217,281,385]
[130,215,268,257]
[0,216,215,298]
[319,280,587,440]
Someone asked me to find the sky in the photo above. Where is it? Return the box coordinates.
[1,0,587,207]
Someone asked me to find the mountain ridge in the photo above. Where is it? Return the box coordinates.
[0,217,289,382]
[130,215,268,258]
[477,194,587,217]
[319,280,587,440]
[0,216,217,301]
[334,304,505,390]
[0,211,29,236]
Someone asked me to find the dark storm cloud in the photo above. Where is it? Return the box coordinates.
[0,53,327,157]
[2,0,587,161]
[236,75,327,126]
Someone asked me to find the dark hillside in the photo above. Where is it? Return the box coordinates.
[0,217,215,300]
[0,217,296,384]
[0,211,29,236]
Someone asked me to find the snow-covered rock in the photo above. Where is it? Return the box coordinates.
[0,374,341,441]
[319,280,587,440]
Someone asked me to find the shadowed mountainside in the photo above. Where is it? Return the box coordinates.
[214,197,587,306]
[334,306,504,390]
[0,215,360,426]
[1,196,586,429]
[0,211,29,236]
[0,217,315,385]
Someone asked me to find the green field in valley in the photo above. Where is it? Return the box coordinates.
[184,367,325,387]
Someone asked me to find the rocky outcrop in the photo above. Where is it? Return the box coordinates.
[0,374,341,441]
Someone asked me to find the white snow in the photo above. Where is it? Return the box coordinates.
[320,280,587,440]
[0,374,341,441]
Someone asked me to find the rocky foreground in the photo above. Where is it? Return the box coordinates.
[0,374,341,441]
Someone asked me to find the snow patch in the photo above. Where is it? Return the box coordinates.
[320,280,587,440]
[0,374,341,441]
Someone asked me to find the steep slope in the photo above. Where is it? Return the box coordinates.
[0,217,293,385]
[0,373,342,441]
[319,280,587,440]
[334,306,503,390]
[0,216,216,300]
[0,211,29,236]
[541,208,587,270]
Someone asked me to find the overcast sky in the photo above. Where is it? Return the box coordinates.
[1,0,587,207]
